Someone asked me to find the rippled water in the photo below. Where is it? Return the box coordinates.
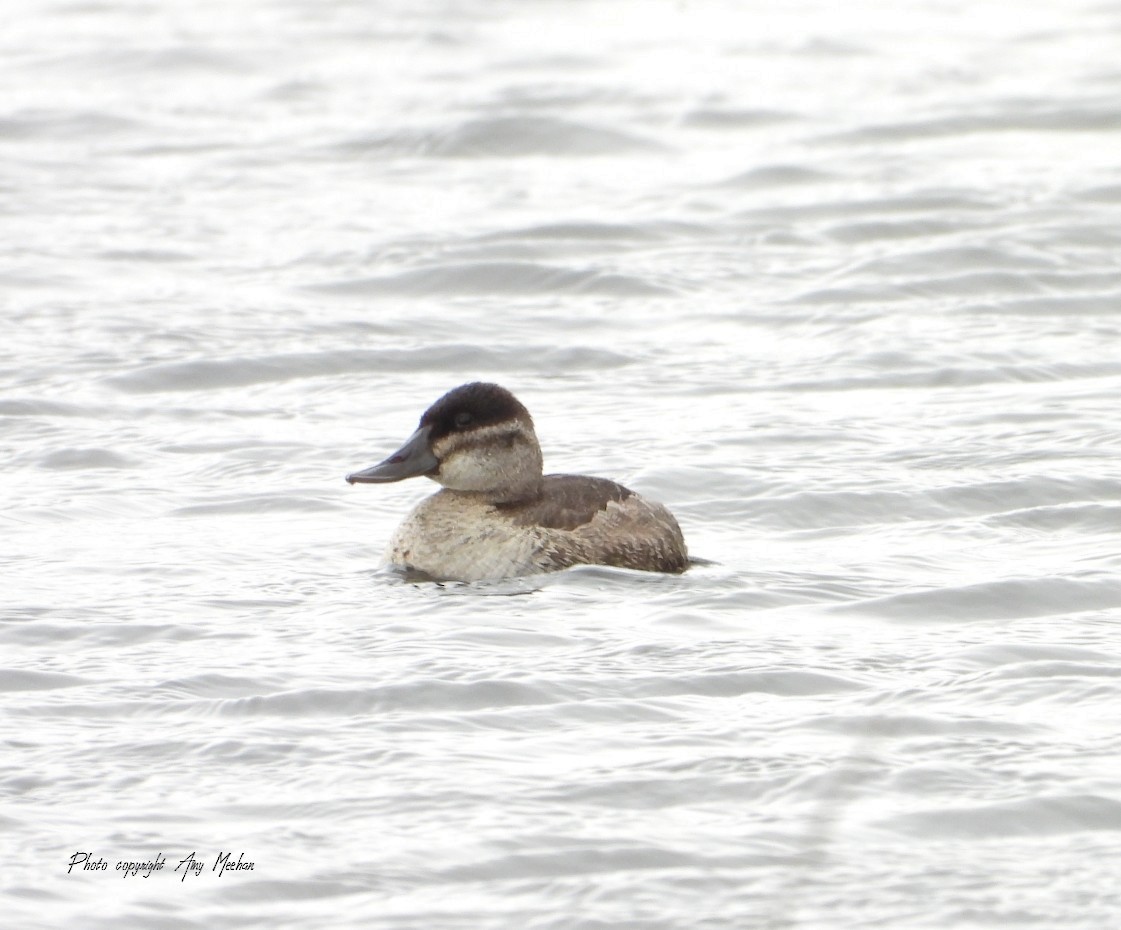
[5,0,1121,926]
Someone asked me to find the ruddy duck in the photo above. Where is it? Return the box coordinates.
[346,382,687,582]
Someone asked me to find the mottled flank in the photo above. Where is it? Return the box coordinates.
[350,383,688,581]
[505,474,687,572]
[501,475,633,531]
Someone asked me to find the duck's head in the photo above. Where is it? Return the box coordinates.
[346,382,544,504]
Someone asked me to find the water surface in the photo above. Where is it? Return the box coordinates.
[4,0,1121,927]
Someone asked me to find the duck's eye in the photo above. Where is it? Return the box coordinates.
[454,411,473,429]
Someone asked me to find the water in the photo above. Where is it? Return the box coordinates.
[4,0,1121,926]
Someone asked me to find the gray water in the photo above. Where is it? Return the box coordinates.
[4,0,1121,927]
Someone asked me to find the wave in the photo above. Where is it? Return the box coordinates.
[884,794,1121,838]
[107,344,634,392]
[307,261,674,298]
[824,104,1121,143]
[834,576,1121,622]
[0,668,90,692]
[330,115,665,159]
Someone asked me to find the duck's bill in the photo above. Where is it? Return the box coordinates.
[346,426,438,484]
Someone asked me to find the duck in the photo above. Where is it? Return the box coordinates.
[346,382,688,582]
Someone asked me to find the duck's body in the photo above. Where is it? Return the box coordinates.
[347,382,687,582]
[387,474,686,582]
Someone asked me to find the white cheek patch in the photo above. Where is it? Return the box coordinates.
[431,424,536,493]
[437,451,493,491]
